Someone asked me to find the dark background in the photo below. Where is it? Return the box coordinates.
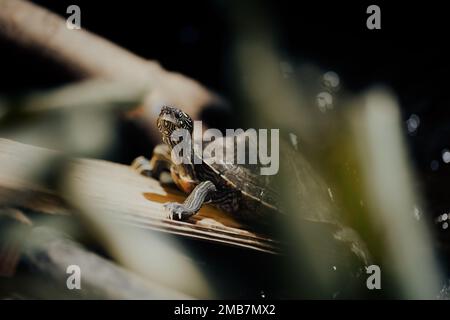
[1,0,449,296]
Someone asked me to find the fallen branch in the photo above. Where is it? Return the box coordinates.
[0,0,224,139]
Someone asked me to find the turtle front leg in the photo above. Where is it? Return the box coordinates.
[131,144,171,179]
[164,181,217,220]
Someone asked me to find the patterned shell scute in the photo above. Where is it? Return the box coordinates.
[201,132,279,210]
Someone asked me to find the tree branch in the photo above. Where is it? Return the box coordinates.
[0,0,223,135]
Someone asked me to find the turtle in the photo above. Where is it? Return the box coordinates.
[131,106,280,223]
[132,106,372,265]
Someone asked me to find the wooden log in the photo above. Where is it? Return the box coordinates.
[0,138,279,254]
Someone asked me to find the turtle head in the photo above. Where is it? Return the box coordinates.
[157,106,193,148]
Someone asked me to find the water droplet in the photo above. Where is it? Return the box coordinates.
[442,149,450,164]
[332,266,337,271]
[260,290,266,298]
[317,92,333,112]
[431,160,439,171]
[443,222,448,230]
[406,114,420,134]
[442,213,448,221]
[322,71,340,89]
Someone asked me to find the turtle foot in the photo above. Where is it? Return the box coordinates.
[131,156,153,177]
[163,202,196,220]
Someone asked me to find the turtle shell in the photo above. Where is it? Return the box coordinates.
[196,131,340,225]
[198,132,280,212]
[195,131,338,224]
[196,131,370,264]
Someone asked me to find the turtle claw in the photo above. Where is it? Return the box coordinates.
[163,202,195,221]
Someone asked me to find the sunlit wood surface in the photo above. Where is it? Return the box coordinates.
[0,139,279,254]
